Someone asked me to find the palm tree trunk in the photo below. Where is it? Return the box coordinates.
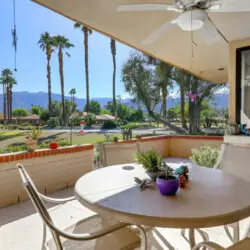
[3,84,6,125]
[58,49,65,126]
[180,86,188,129]
[73,94,75,102]
[111,39,117,119]
[47,50,52,113]
[7,86,10,125]
[84,27,90,112]
[10,86,12,124]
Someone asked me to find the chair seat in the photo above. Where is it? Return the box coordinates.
[227,237,250,250]
[46,214,141,250]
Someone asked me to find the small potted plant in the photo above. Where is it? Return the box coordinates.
[156,163,179,195]
[26,126,42,152]
[135,149,164,180]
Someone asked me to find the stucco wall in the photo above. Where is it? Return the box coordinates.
[169,136,222,158]
[99,136,222,166]
[0,145,93,207]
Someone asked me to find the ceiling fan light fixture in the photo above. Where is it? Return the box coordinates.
[208,3,221,10]
[166,6,183,12]
[178,9,208,31]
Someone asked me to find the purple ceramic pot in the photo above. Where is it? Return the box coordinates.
[156,175,179,195]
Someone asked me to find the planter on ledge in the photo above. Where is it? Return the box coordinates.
[26,139,38,152]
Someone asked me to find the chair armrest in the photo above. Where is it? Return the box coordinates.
[192,241,225,250]
[39,193,75,204]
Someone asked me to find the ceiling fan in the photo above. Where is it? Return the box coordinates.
[117,0,250,45]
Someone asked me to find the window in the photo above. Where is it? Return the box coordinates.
[236,47,250,126]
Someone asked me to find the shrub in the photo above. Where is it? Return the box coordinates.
[134,149,163,172]
[84,113,96,128]
[0,145,27,154]
[5,124,19,130]
[190,145,219,168]
[47,117,60,128]
[40,109,50,123]
[58,139,71,147]
[102,120,117,129]
[70,115,84,126]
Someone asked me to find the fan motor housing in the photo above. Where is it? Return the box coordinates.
[178,9,208,31]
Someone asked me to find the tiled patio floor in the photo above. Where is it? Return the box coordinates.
[1,158,249,249]
[1,187,249,250]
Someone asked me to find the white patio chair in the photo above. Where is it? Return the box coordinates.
[214,143,250,243]
[16,163,147,250]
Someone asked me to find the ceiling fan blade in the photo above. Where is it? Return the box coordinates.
[208,0,250,12]
[117,4,183,12]
[197,19,221,44]
[142,20,177,45]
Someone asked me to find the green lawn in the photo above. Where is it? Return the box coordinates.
[0,130,128,149]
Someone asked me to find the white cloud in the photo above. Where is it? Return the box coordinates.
[168,90,179,99]
[120,93,132,100]
[214,87,229,95]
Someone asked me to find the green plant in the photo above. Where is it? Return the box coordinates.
[40,109,50,122]
[27,126,42,140]
[69,115,84,126]
[190,145,219,168]
[160,162,175,180]
[84,113,96,128]
[58,139,71,147]
[47,117,60,128]
[102,120,117,129]
[134,149,163,172]
[0,144,27,154]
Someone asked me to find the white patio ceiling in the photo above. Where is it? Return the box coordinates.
[32,0,250,83]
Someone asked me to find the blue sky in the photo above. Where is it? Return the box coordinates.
[0,0,133,98]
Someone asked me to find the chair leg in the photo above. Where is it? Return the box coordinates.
[136,225,147,250]
[233,222,240,243]
[189,229,196,249]
[41,222,47,250]
[224,223,240,243]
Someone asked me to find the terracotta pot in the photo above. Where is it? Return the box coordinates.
[49,142,59,149]
[26,139,38,152]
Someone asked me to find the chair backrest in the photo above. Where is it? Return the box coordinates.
[16,164,63,249]
[217,143,250,181]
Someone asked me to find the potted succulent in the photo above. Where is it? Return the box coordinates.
[26,126,42,152]
[156,163,179,195]
[135,149,164,180]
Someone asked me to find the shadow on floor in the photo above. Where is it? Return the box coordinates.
[0,187,74,227]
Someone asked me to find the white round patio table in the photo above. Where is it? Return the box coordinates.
[75,163,250,248]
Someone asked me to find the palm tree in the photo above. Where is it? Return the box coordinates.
[155,62,173,120]
[52,35,74,126]
[38,32,54,112]
[0,69,16,124]
[8,77,17,124]
[74,23,92,112]
[69,88,76,102]
[110,39,117,119]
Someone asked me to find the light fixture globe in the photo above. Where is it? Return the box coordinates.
[177,9,208,31]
